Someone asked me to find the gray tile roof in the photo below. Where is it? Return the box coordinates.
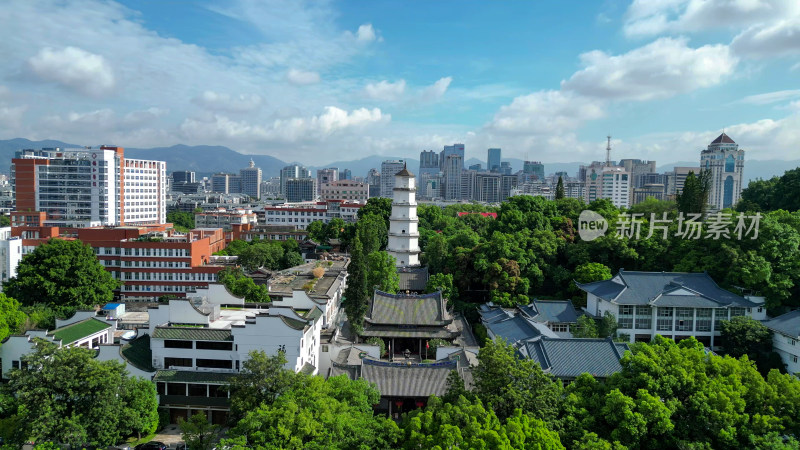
[360,359,456,397]
[521,337,629,379]
[152,327,233,341]
[576,270,759,308]
[764,310,800,338]
[485,316,557,344]
[366,290,451,326]
[478,303,511,324]
[359,326,459,339]
[398,266,429,291]
[524,300,580,324]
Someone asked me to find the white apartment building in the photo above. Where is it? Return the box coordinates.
[0,227,21,290]
[260,201,364,229]
[577,270,766,348]
[11,146,166,227]
[764,310,800,377]
[319,180,369,202]
[194,208,258,231]
[584,163,631,208]
[380,160,406,199]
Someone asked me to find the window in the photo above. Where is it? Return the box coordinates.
[164,357,192,368]
[196,359,233,369]
[696,308,712,332]
[657,307,673,331]
[551,323,570,333]
[635,306,651,329]
[714,308,728,330]
[730,307,746,318]
[164,340,193,349]
[791,339,796,346]
[196,341,233,351]
[188,383,208,397]
[794,356,798,364]
[675,308,694,332]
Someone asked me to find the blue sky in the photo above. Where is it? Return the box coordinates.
[1,0,799,165]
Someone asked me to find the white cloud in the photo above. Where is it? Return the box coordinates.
[738,89,800,105]
[562,37,737,101]
[420,77,452,101]
[192,91,264,113]
[364,80,406,101]
[180,106,388,144]
[28,46,114,97]
[623,0,799,38]
[287,68,321,85]
[731,17,800,58]
[485,90,605,135]
[357,24,377,42]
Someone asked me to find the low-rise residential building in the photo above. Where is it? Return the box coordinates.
[320,180,369,202]
[517,337,629,381]
[228,223,308,243]
[194,208,257,231]
[764,310,800,377]
[576,270,766,347]
[1,311,115,379]
[260,200,364,230]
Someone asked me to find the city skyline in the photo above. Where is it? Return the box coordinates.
[0,1,799,166]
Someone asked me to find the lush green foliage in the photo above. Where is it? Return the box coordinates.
[675,170,711,214]
[365,250,399,294]
[0,293,26,342]
[5,238,119,308]
[179,414,220,450]
[217,267,269,302]
[365,336,386,357]
[224,375,400,449]
[4,340,158,447]
[470,338,562,424]
[166,210,195,231]
[228,350,296,421]
[400,396,565,450]
[425,272,457,303]
[720,316,786,375]
[737,168,800,212]
[343,235,368,334]
[560,336,800,449]
[307,218,346,244]
[217,238,304,271]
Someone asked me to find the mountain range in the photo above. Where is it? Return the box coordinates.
[0,138,795,186]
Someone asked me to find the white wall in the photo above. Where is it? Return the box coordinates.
[192,284,245,306]
[772,331,800,376]
[96,345,154,379]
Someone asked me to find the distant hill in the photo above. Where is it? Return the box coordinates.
[0,138,80,170]
[125,145,287,177]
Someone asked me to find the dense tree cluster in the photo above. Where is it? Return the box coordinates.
[216,238,304,271]
[737,168,800,212]
[166,210,196,232]
[0,340,158,446]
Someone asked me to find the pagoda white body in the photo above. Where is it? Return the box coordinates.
[387,165,420,267]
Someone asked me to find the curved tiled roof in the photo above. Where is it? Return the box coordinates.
[152,327,233,341]
[522,337,629,379]
[366,290,450,326]
[360,359,456,397]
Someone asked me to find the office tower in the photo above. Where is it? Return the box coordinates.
[665,166,701,197]
[285,178,317,202]
[172,171,195,184]
[499,161,512,175]
[701,133,745,210]
[366,168,381,197]
[619,159,657,188]
[499,175,518,201]
[418,150,440,199]
[523,161,545,180]
[211,173,241,194]
[487,148,501,172]
[474,172,501,203]
[442,153,464,200]
[280,164,311,197]
[11,146,166,226]
[387,164,420,267]
[316,168,339,194]
[380,160,406,199]
[240,159,262,200]
[339,169,352,180]
[319,180,369,202]
[469,163,482,171]
[461,169,477,201]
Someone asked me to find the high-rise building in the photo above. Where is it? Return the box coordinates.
[172,171,195,184]
[211,173,241,195]
[11,146,166,227]
[280,165,312,197]
[0,227,21,290]
[240,160,262,200]
[474,172,501,203]
[380,160,406,199]
[499,161,512,175]
[319,180,369,202]
[665,166,701,198]
[583,162,631,209]
[442,154,463,200]
[619,159,657,188]
[339,169,352,180]
[366,168,381,197]
[418,150,440,200]
[523,161,545,180]
[701,133,745,210]
[285,178,317,202]
[316,168,339,194]
[387,164,420,268]
[468,163,482,171]
[487,148,501,172]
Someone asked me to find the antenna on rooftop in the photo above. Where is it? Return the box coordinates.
[605,135,612,167]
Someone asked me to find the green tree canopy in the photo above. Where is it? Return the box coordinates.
[400,396,565,450]
[179,414,220,450]
[719,315,785,375]
[224,375,400,449]
[365,250,399,294]
[343,236,369,334]
[425,273,457,303]
[5,238,119,308]
[675,170,711,215]
[6,340,158,447]
[166,210,195,231]
[227,350,296,421]
[0,293,26,342]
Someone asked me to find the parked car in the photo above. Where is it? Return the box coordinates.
[108,446,131,450]
[134,442,167,450]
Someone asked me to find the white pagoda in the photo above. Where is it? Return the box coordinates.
[387,163,420,267]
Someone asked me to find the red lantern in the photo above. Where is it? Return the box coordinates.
[394,400,404,409]
[415,401,424,408]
